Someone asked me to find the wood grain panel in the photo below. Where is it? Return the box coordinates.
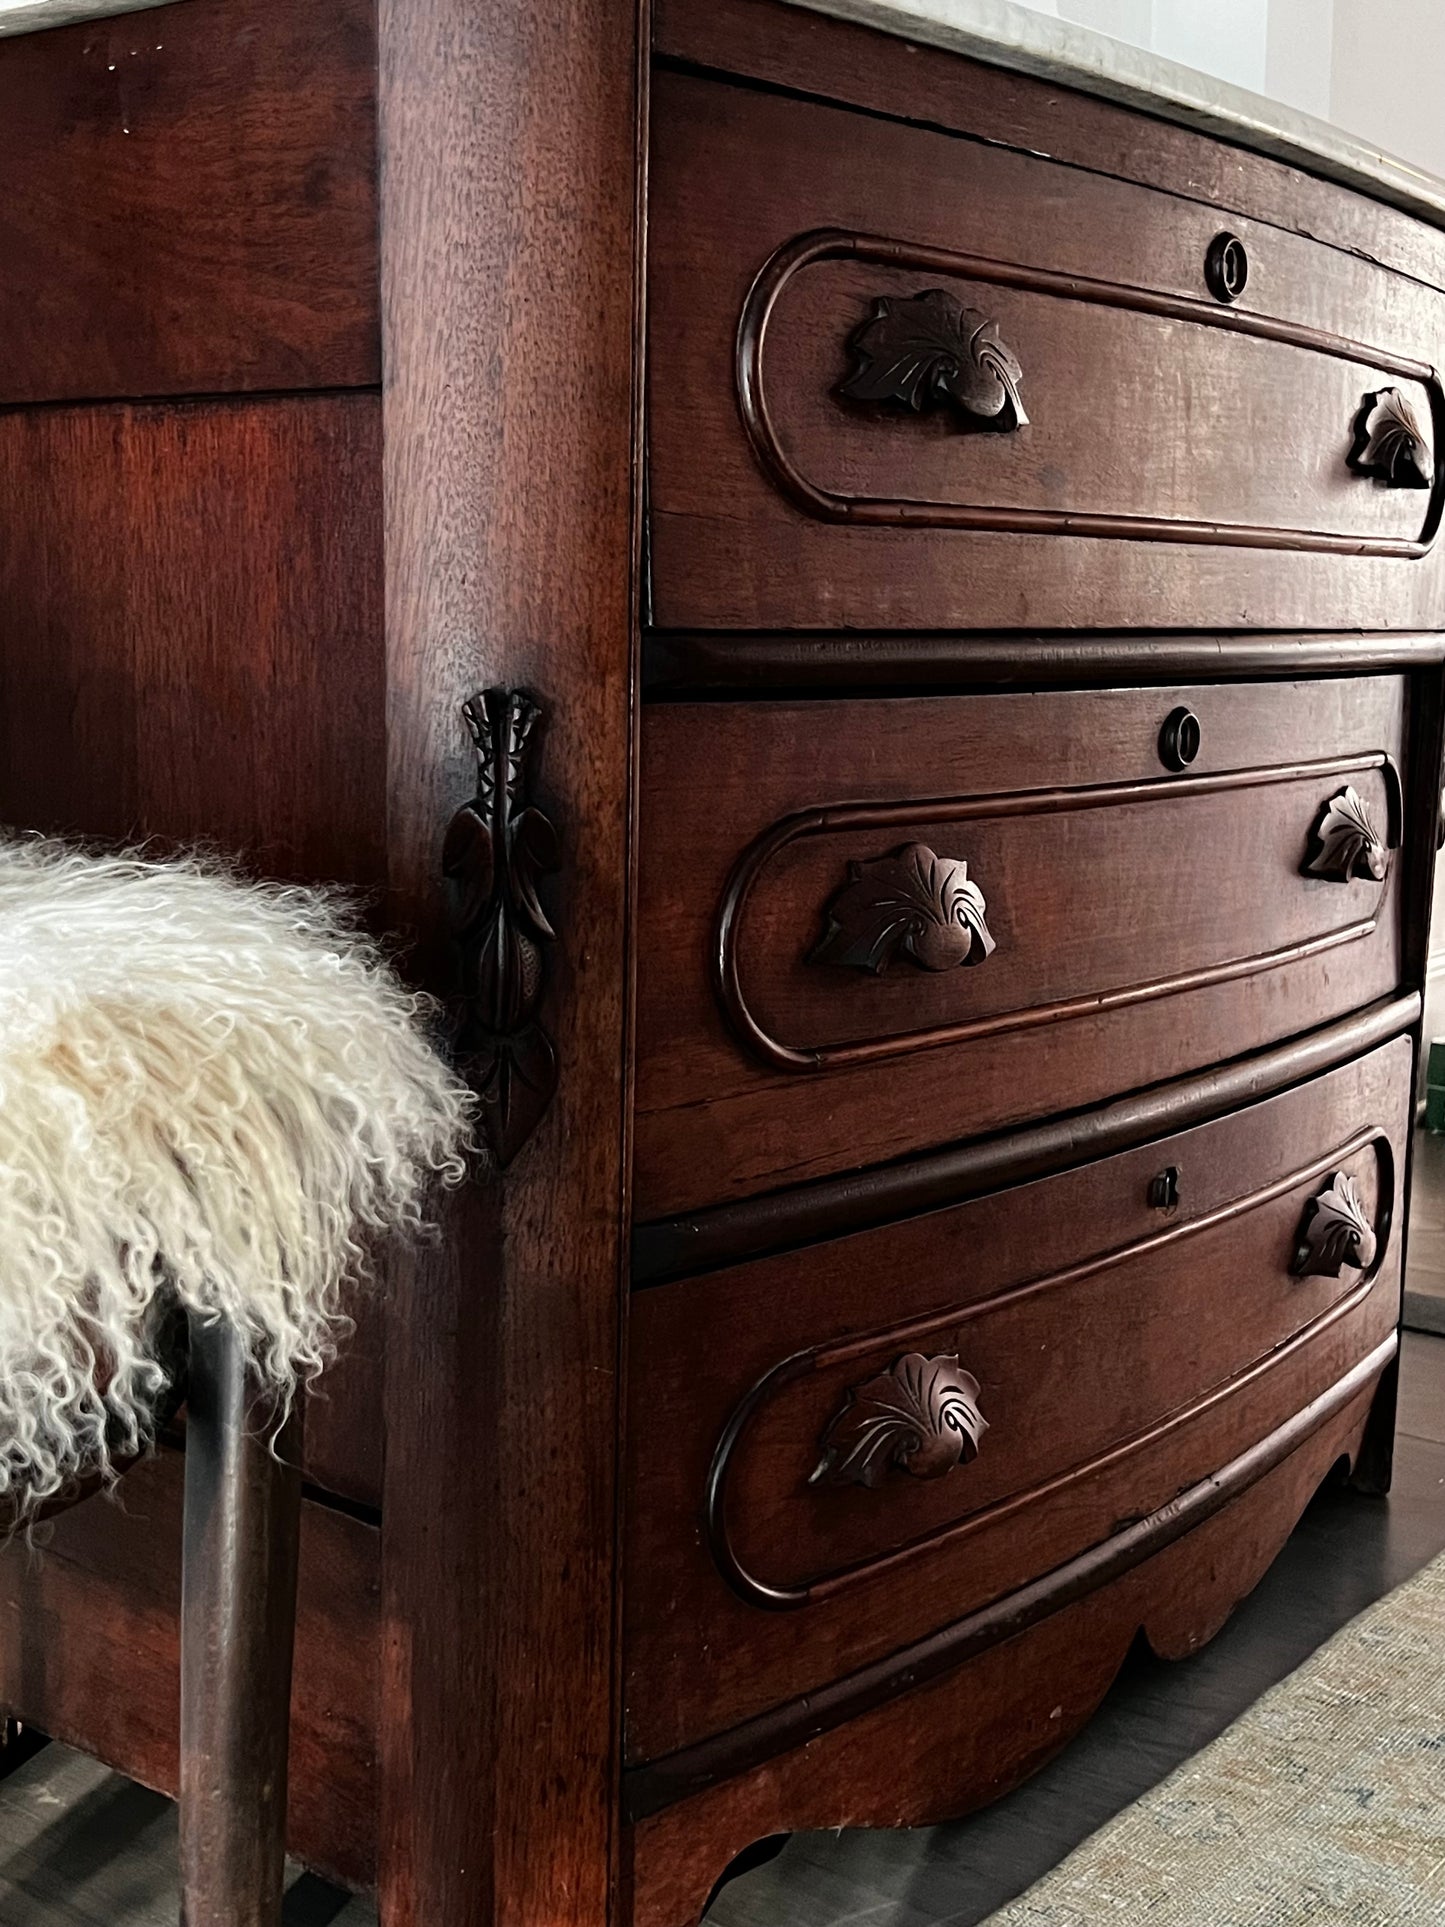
[0,0,378,405]
[625,1378,1377,1927]
[636,678,1407,1216]
[0,1452,378,1889]
[644,629,1445,696]
[624,1041,1407,1762]
[0,392,386,1506]
[375,0,645,1920]
[654,0,1445,301]
[647,71,1445,632]
[745,239,1437,550]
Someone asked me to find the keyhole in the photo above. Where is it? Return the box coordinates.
[1205,232,1249,303]
[1148,1166,1181,1211]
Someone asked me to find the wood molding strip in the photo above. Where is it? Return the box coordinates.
[623,1331,1397,1818]
[631,991,1420,1283]
[715,752,1402,1074]
[738,228,1445,555]
[705,1126,1394,1609]
[643,631,1445,695]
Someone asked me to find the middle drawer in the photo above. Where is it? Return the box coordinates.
[636,676,1406,1217]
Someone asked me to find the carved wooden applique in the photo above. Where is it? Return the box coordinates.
[443,689,560,1166]
[1291,1171,1377,1278]
[1350,388,1434,489]
[838,290,1028,430]
[812,842,995,973]
[811,1352,987,1490]
[1304,786,1389,884]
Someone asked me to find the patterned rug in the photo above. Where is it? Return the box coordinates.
[983,1549,1445,1925]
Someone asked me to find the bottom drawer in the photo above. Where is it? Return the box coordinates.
[623,1034,1410,1766]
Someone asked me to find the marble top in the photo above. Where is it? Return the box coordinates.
[3,0,1444,229]
[784,0,1445,229]
[0,0,168,36]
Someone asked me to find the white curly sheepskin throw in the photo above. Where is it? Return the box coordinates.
[0,837,473,1513]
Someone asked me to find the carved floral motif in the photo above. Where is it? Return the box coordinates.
[1304,786,1389,884]
[443,689,560,1166]
[1350,388,1434,489]
[812,843,995,974]
[1291,1171,1377,1279]
[811,1352,988,1490]
[838,289,1028,430]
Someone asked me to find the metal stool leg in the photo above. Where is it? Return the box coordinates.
[179,1312,303,1927]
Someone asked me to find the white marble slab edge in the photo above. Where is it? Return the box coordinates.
[0,0,170,39]
[782,0,1445,229]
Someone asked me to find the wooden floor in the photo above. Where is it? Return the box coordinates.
[0,1744,374,1925]
[3,1341,1444,1925]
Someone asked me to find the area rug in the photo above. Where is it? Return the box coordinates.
[982,1549,1445,1925]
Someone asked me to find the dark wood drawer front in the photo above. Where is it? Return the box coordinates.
[636,678,1406,1217]
[648,72,1445,632]
[623,1035,1410,1763]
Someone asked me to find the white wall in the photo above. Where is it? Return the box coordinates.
[1150,0,1269,95]
[1013,0,1445,187]
[1332,0,1445,184]
[1266,0,1333,123]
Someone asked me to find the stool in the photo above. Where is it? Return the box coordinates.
[0,838,471,1926]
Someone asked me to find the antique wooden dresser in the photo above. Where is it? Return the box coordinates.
[0,0,1442,1922]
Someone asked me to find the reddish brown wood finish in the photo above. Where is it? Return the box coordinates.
[0,0,1438,1916]
[647,71,1445,632]
[375,1,646,1925]
[0,1451,377,1890]
[645,629,1445,696]
[654,0,1445,300]
[739,235,1437,551]
[0,0,379,407]
[637,678,1407,1215]
[624,1378,1377,1927]
[634,996,1420,1283]
[624,1039,1409,1761]
[0,392,387,1507]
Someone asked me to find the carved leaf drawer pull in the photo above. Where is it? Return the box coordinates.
[443,687,561,1167]
[1303,786,1389,884]
[838,289,1028,431]
[811,1352,988,1490]
[1350,388,1434,489]
[1291,1171,1377,1279]
[812,842,995,974]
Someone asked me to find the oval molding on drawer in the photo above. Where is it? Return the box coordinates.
[715,751,1402,1075]
[737,227,1445,556]
[704,1127,1395,1612]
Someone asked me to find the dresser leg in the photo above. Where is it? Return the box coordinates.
[1348,1345,1399,1496]
[178,1313,303,1927]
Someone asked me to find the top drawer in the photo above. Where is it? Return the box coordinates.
[648,73,1445,633]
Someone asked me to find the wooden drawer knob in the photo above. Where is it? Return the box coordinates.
[812,842,995,973]
[838,290,1028,431]
[1291,1170,1378,1278]
[1349,388,1434,489]
[1303,785,1389,883]
[810,1352,988,1490]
